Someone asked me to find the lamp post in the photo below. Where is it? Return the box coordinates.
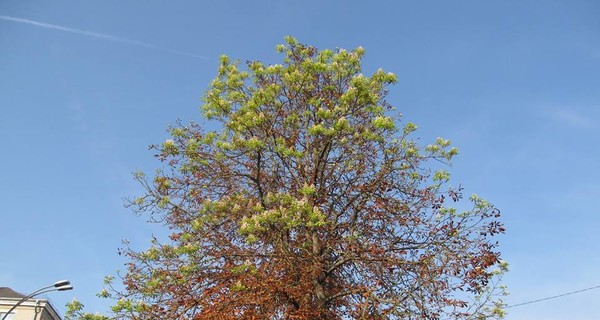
[1,280,73,320]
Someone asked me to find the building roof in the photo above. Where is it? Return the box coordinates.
[0,287,63,320]
[0,287,26,299]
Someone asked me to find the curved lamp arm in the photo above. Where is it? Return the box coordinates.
[1,281,73,320]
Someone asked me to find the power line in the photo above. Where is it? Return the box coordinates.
[507,284,600,308]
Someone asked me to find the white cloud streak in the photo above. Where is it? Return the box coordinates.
[0,15,209,60]
[549,107,595,130]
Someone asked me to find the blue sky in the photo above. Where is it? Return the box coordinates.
[1,1,599,319]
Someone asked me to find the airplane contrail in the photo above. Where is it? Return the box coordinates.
[0,15,209,60]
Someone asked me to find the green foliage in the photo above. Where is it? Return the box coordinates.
[65,300,110,320]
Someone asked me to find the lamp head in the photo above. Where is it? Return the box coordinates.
[56,285,73,291]
[53,280,70,287]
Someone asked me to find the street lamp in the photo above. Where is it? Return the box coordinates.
[1,280,73,320]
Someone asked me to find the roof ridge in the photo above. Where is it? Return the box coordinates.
[0,287,26,298]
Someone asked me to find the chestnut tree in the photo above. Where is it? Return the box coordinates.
[70,37,506,320]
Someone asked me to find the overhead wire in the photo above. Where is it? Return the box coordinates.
[507,284,600,308]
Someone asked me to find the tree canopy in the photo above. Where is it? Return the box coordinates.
[68,37,506,320]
